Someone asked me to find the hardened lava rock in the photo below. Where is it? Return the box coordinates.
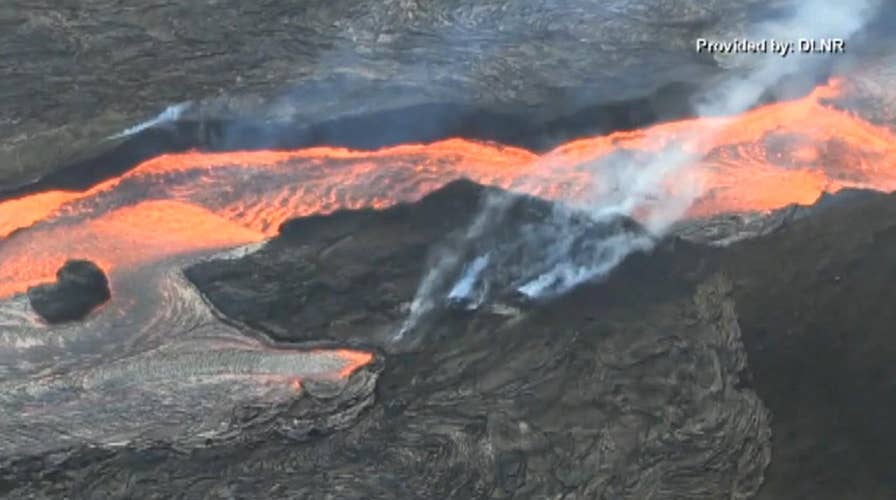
[1,0,780,189]
[27,259,111,323]
[3,271,772,499]
[171,181,774,499]
[15,181,896,498]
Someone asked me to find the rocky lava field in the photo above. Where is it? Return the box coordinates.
[3,1,896,499]
[1,181,894,499]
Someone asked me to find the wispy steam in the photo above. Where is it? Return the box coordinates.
[447,253,491,307]
[517,232,654,299]
[700,0,880,116]
[397,0,881,339]
[107,103,192,140]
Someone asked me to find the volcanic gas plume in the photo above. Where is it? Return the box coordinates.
[1,79,895,301]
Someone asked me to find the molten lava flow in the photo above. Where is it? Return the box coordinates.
[1,78,895,304]
[0,200,264,297]
[332,349,375,379]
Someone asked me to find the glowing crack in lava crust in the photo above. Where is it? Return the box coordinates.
[2,79,896,302]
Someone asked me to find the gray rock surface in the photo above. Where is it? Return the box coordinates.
[7,179,896,498]
[3,1,896,497]
[183,180,896,499]
[1,0,779,189]
[177,181,773,499]
[3,270,771,499]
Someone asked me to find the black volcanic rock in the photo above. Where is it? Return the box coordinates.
[6,0,895,194]
[4,273,771,499]
[174,181,772,499]
[717,190,896,500]
[185,179,652,345]
[9,183,896,499]
[185,182,896,499]
[27,259,111,323]
[672,188,890,246]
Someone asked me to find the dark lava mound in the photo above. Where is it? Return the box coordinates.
[185,179,652,346]
[178,180,771,498]
[27,259,110,323]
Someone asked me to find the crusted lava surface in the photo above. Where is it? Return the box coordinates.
[1,0,738,189]
[184,179,650,346]
[5,180,895,498]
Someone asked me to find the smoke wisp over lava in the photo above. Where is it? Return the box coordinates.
[398,0,885,335]
[0,0,891,383]
[3,1,896,496]
[1,81,895,303]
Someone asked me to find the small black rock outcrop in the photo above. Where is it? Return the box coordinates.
[27,259,111,323]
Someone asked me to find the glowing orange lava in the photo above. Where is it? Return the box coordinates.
[333,350,375,379]
[289,378,302,393]
[0,200,264,296]
[1,78,895,307]
[249,348,371,389]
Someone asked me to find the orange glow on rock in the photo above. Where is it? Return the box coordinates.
[289,378,303,393]
[333,350,374,379]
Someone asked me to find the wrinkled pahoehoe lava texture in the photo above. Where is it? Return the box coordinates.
[3,187,772,497]
[5,1,896,498]
[184,274,769,499]
[2,182,773,499]
[7,180,896,498]
[45,181,896,500]
[2,0,791,188]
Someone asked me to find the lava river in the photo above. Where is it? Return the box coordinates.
[2,78,895,301]
[0,78,894,453]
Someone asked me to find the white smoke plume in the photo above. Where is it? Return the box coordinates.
[447,253,491,306]
[396,192,508,339]
[107,102,192,140]
[516,231,655,298]
[396,0,881,339]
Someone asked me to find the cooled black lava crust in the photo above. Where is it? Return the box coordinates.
[0,81,700,201]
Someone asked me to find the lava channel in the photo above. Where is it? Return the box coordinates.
[1,78,895,303]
